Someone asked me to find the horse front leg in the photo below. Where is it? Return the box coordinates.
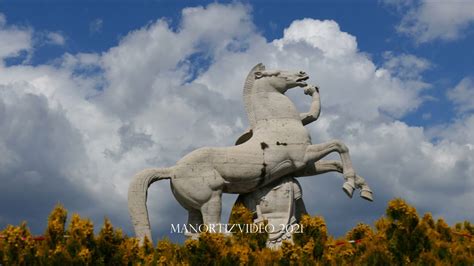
[295,160,373,201]
[302,140,357,197]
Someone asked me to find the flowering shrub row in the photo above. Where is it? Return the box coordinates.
[1,198,473,265]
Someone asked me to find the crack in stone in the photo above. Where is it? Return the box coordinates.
[276,141,287,146]
[260,162,267,178]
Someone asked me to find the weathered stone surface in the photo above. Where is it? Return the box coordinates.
[128,63,373,246]
[235,177,307,249]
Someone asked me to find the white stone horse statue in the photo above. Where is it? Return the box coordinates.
[128,63,372,243]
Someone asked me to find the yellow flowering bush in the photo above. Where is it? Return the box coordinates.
[0,223,36,265]
[228,203,268,250]
[0,199,472,265]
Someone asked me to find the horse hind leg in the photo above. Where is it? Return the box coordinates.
[200,190,223,233]
[318,160,373,201]
[303,141,357,197]
[309,160,373,201]
[355,175,373,201]
[296,160,373,201]
[184,209,203,239]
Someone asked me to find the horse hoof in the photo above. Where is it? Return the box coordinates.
[342,181,355,198]
[360,189,373,202]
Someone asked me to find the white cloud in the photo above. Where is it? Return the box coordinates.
[385,0,474,43]
[447,77,474,113]
[98,3,254,119]
[382,52,431,79]
[0,85,99,231]
[274,19,357,58]
[199,18,427,122]
[0,3,472,239]
[45,31,65,46]
[0,13,32,61]
[89,18,103,34]
[433,114,474,147]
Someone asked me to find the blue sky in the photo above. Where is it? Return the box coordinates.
[0,0,473,241]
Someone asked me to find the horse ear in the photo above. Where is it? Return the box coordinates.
[254,63,266,79]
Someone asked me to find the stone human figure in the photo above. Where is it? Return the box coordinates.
[234,177,307,248]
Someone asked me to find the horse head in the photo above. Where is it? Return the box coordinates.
[242,63,311,129]
[253,66,309,94]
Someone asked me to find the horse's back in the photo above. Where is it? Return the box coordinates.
[175,145,264,179]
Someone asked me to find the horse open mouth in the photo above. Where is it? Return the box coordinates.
[296,76,309,86]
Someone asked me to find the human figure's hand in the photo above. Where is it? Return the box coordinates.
[304,85,319,96]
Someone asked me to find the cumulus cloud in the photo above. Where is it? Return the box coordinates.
[0,3,472,240]
[435,114,474,149]
[447,77,474,113]
[0,13,32,61]
[274,19,357,58]
[45,31,65,46]
[382,52,431,79]
[0,86,96,232]
[385,0,474,43]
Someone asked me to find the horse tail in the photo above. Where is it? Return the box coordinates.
[128,167,173,244]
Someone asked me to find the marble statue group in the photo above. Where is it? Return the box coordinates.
[128,63,373,248]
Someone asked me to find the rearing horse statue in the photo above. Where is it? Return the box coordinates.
[128,63,373,243]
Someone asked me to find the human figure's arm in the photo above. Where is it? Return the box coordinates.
[300,85,321,126]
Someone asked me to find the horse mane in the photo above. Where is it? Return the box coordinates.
[243,63,265,129]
